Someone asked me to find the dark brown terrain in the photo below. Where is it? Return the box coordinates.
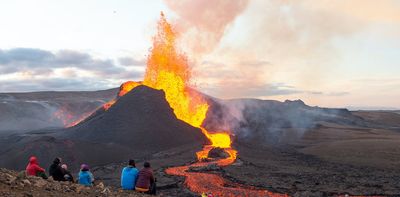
[0,85,399,196]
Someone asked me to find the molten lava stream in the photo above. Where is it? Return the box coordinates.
[166,128,287,196]
[165,144,288,197]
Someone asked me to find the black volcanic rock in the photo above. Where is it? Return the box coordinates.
[207,147,229,159]
[63,85,207,149]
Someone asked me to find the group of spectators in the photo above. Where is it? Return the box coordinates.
[25,156,156,195]
[26,157,77,182]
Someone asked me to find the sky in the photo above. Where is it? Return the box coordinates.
[0,0,399,109]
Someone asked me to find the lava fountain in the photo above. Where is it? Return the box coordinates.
[142,13,234,160]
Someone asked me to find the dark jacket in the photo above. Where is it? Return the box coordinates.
[135,167,155,189]
[62,169,74,182]
[49,159,64,181]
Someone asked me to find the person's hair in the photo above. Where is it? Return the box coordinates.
[53,157,61,164]
[128,159,135,167]
[143,161,150,168]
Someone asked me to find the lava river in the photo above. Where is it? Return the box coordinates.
[165,145,288,197]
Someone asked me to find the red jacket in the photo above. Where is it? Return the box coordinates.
[135,167,154,189]
[26,156,45,176]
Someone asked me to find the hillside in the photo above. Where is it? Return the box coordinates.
[0,88,118,132]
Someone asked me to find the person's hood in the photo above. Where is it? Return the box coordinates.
[29,156,38,165]
[81,164,89,171]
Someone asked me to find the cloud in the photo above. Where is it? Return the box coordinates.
[0,78,112,92]
[0,48,54,66]
[326,91,350,96]
[0,48,144,91]
[118,57,146,67]
[0,48,130,76]
[203,81,301,98]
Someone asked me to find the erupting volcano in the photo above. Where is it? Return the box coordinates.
[142,13,235,162]
[99,12,236,161]
[51,12,287,196]
[87,13,285,196]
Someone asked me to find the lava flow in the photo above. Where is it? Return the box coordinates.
[53,106,95,128]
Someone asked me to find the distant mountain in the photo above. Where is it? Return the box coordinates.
[346,106,400,111]
[203,98,371,145]
[0,88,118,132]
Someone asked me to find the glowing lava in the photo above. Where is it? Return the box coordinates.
[103,81,141,111]
[53,106,95,128]
[118,81,142,97]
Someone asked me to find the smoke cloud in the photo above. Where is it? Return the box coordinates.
[184,0,400,108]
[164,0,249,55]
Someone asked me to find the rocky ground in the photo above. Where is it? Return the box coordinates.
[0,168,149,197]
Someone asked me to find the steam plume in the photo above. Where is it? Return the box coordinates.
[164,0,249,54]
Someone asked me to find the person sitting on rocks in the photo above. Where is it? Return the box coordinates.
[121,159,139,190]
[49,157,65,181]
[78,164,94,186]
[26,156,47,179]
[61,164,74,182]
[135,161,156,195]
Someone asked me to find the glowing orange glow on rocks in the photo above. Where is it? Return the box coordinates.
[53,106,95,128]
[118,81,141,97]
[103,81,142,111]
[103,100,116,111]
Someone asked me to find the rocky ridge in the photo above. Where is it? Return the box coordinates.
[0,168,148,197]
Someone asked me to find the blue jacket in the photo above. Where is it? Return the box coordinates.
[78,170,93,186]
[121,166,139,190]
